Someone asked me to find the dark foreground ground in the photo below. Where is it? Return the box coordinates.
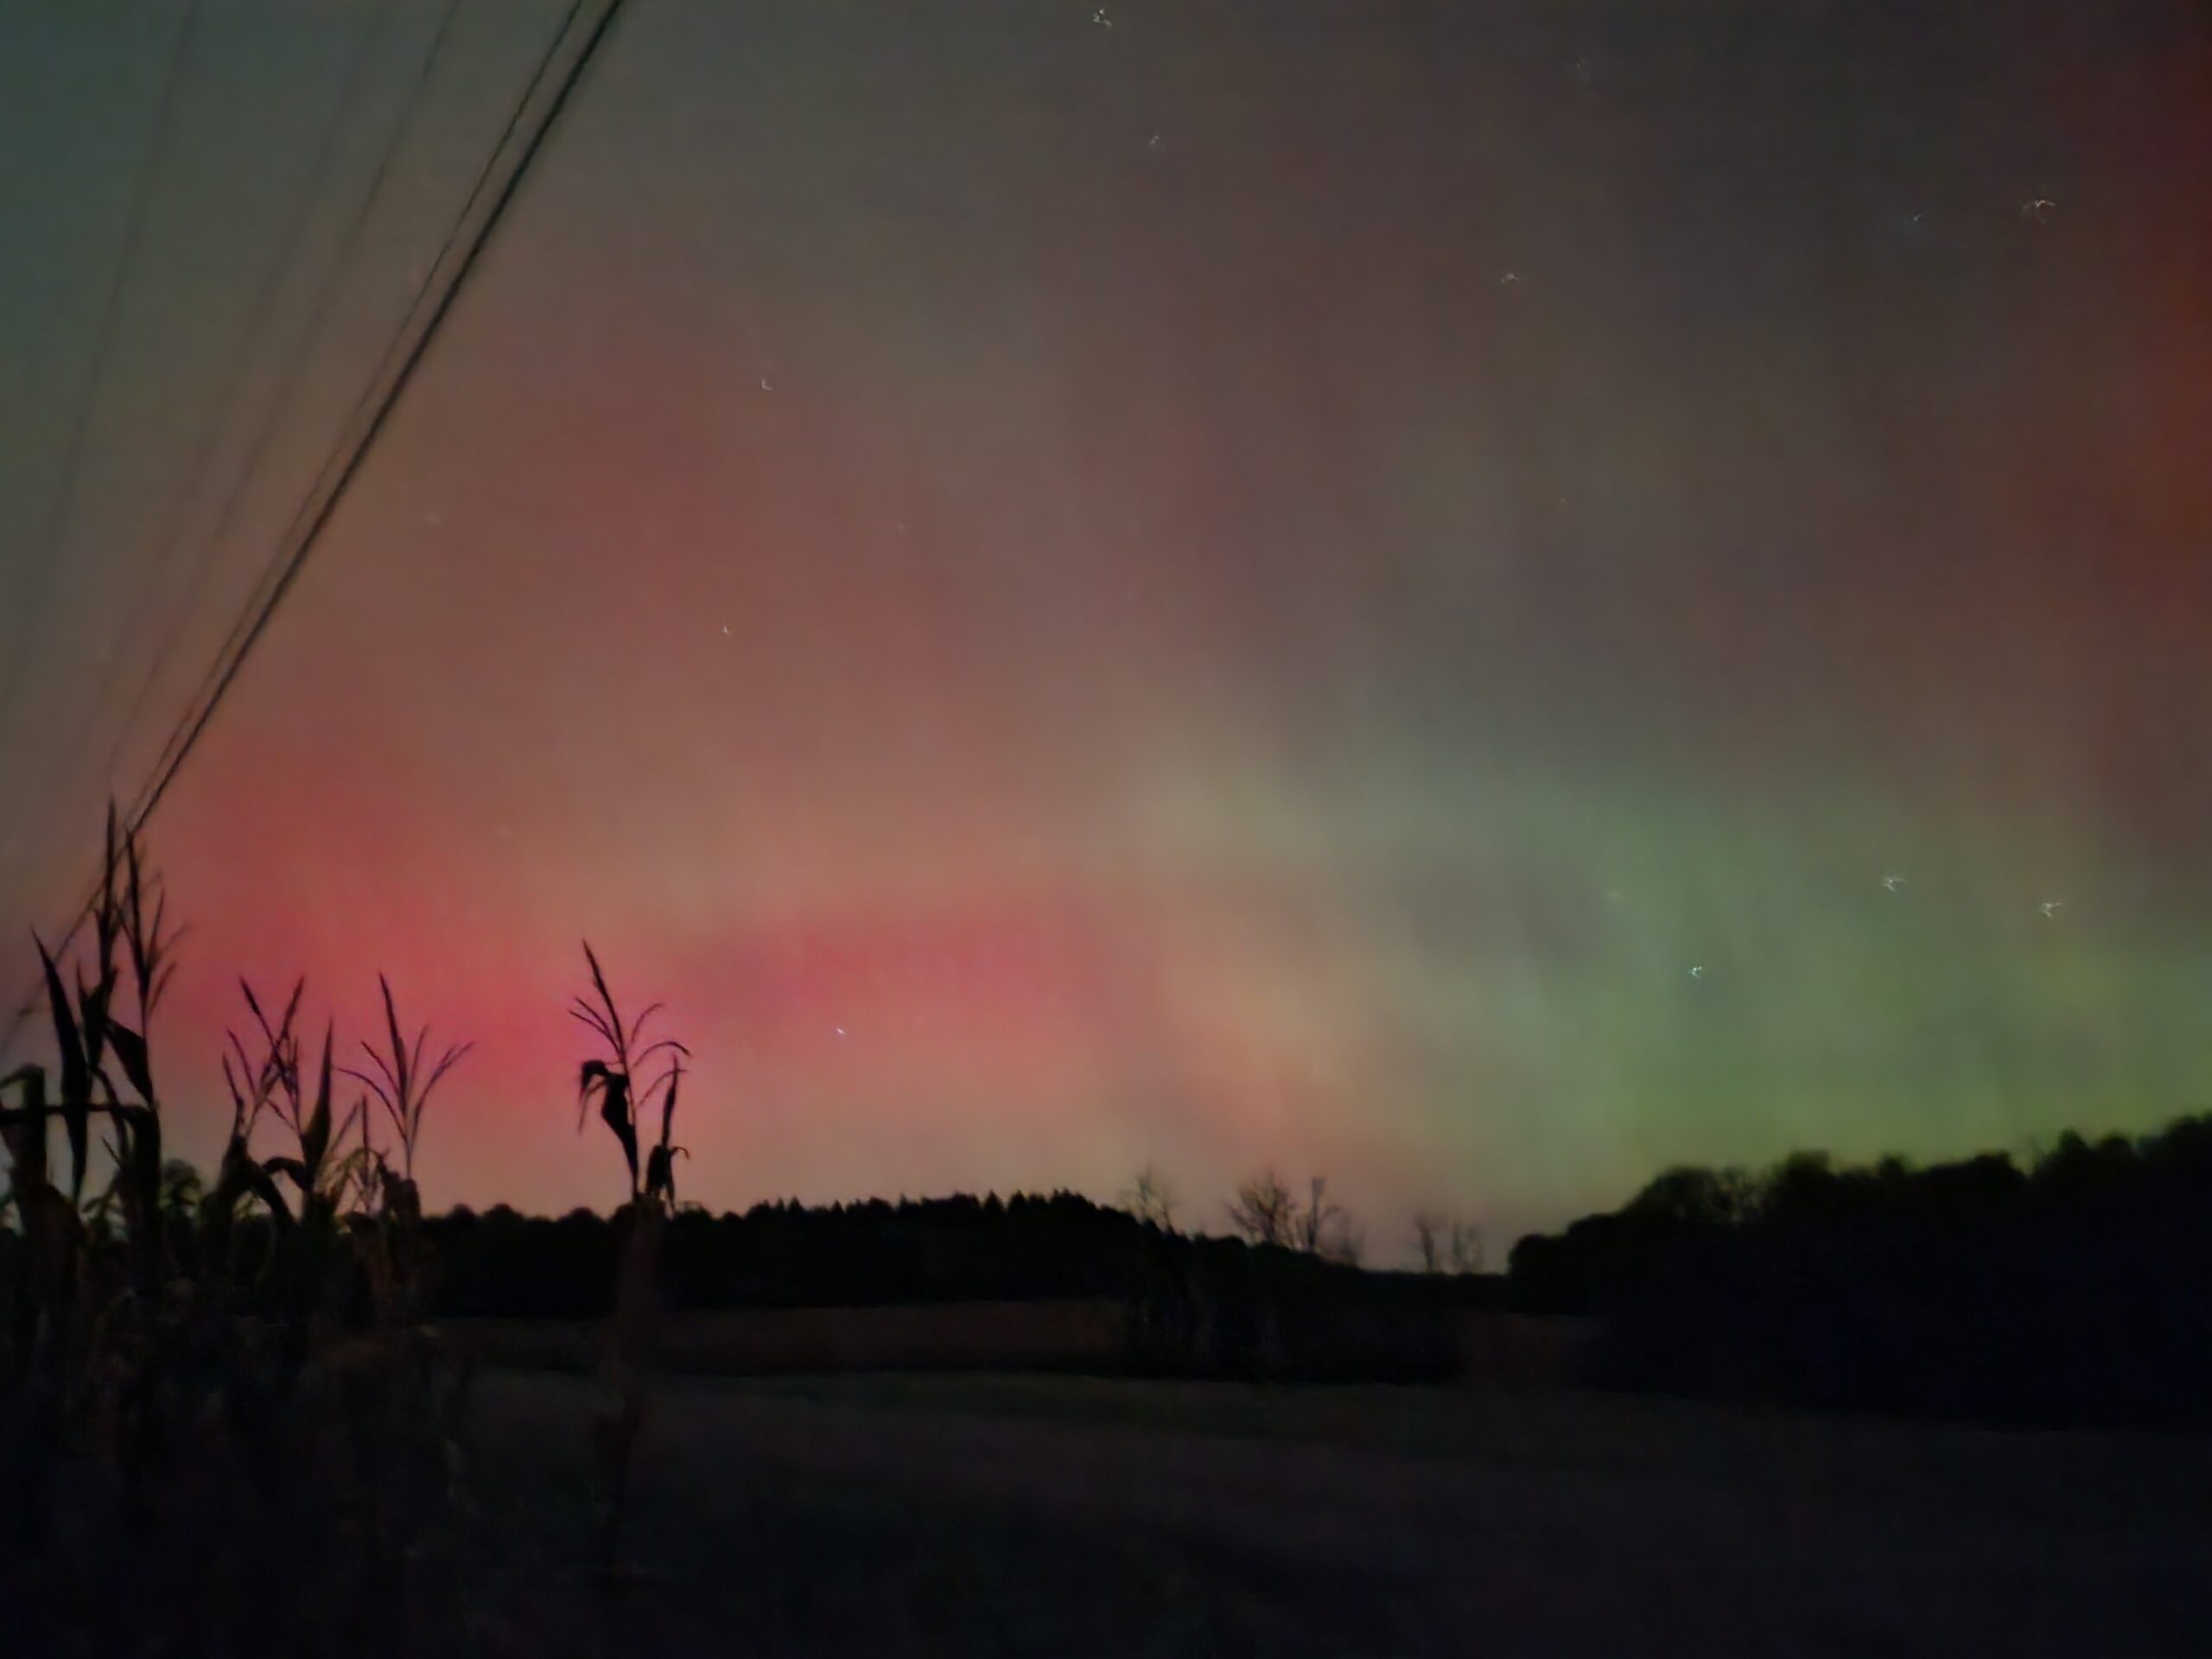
[459,1370,2212,1657]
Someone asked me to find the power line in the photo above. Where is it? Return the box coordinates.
[35,0,404,923]
[0,0,206,810]
[81,0,467,849]
[5,0,631,1048]
[133,0,593,817]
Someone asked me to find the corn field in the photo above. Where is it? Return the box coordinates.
[0,813,480,1655]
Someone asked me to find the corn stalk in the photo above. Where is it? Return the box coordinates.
[569,940,691,1573]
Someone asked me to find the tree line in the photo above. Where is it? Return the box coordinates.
[427,1187,1495,1321]
[1506,1113,2212,1425]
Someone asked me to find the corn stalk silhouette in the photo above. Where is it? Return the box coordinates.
[570,940,689,1574]
[1,810,475,1643]
[3,810,180,1274]
[343,974,472,1187]
[572,942,688,1209]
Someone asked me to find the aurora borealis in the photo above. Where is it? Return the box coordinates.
[1,1,2208,1252]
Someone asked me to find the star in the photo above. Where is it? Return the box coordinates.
[835,1027,847,1038]
[1688,964,1704,981]
[721,626,730,636]
[760,376,774,391]
[1498,271,1522,286]
[1882,874,1905,893]
[2022,197,2056,223]
[2038,899,2063,919]
[1091,7,1111,26]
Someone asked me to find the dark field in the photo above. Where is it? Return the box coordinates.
[444,1301,1592,1385]
[463,1369,2212,1657]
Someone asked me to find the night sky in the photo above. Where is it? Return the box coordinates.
[1,0,2208,1251]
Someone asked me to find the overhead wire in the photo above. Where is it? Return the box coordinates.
[0,0,207,897]
[79,0,467,857]
[33,0,404,935]
[133,0,593,809]
[3,0,630,1049]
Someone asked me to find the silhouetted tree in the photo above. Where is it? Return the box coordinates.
[1293,1177,1339,1255]
[1447,1220,1483,1274]
[1226,1168,1298,1247]
[1413,1211,1444,1272]
[1282,1175,1362,1263]
[1121,1164,1179,1231]
[1414,1212,1479,1273]
[1507,1114,2212,1425]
